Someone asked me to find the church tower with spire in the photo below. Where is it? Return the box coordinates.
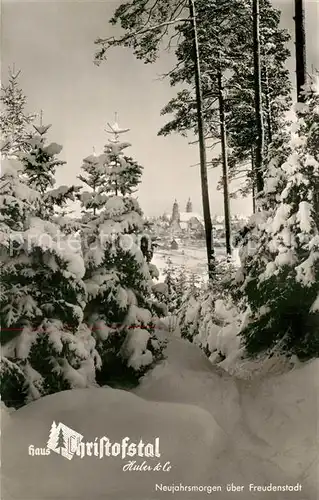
[171,199,180,223]
[186,198,193,213]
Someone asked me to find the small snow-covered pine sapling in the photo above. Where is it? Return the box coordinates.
[0,67,35,155]
[21,122,81,219]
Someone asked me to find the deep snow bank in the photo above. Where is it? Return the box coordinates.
[1,387,229,500]
[1,334,318,500]
[136,336,319,500]
[234,359,318,482]
[135,334,242,434]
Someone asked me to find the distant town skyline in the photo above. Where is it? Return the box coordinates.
[2,0,318,216]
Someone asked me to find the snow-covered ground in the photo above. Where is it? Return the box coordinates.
[153,243,236,281]
[2,329,318,500]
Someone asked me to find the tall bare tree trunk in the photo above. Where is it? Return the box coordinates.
[189,0,215,279]
[294,0,307,102]
[264,65,272,144]
[293,2,317,229]
[314,187,319,231]
[217,61,232,257]
[251,146,256,214]
[253,0,265,195]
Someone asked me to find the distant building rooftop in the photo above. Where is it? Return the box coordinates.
[179,212,204,223]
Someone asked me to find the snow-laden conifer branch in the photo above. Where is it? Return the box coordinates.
[94,17,191,64]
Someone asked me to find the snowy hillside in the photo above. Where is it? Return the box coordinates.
[152,243,238,281]
[2,331,318,500]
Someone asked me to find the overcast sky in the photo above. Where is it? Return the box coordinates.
[1,0,318,216]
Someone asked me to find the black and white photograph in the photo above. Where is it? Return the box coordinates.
[0,0,318,498]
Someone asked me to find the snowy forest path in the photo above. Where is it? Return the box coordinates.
[135,333,242,434]
[134,331,318,499]
[1,331,317,499]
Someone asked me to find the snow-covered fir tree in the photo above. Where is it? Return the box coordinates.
[238,78,319,359]
[177,272,206,342]
[0,149,99,409]
[0,68,35,155]
[163,258,187,314]
[78,148,108,216]
[78,119,165,387]
[102,118,143,196]
[21,118,80,220]
[169,256,241,368]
